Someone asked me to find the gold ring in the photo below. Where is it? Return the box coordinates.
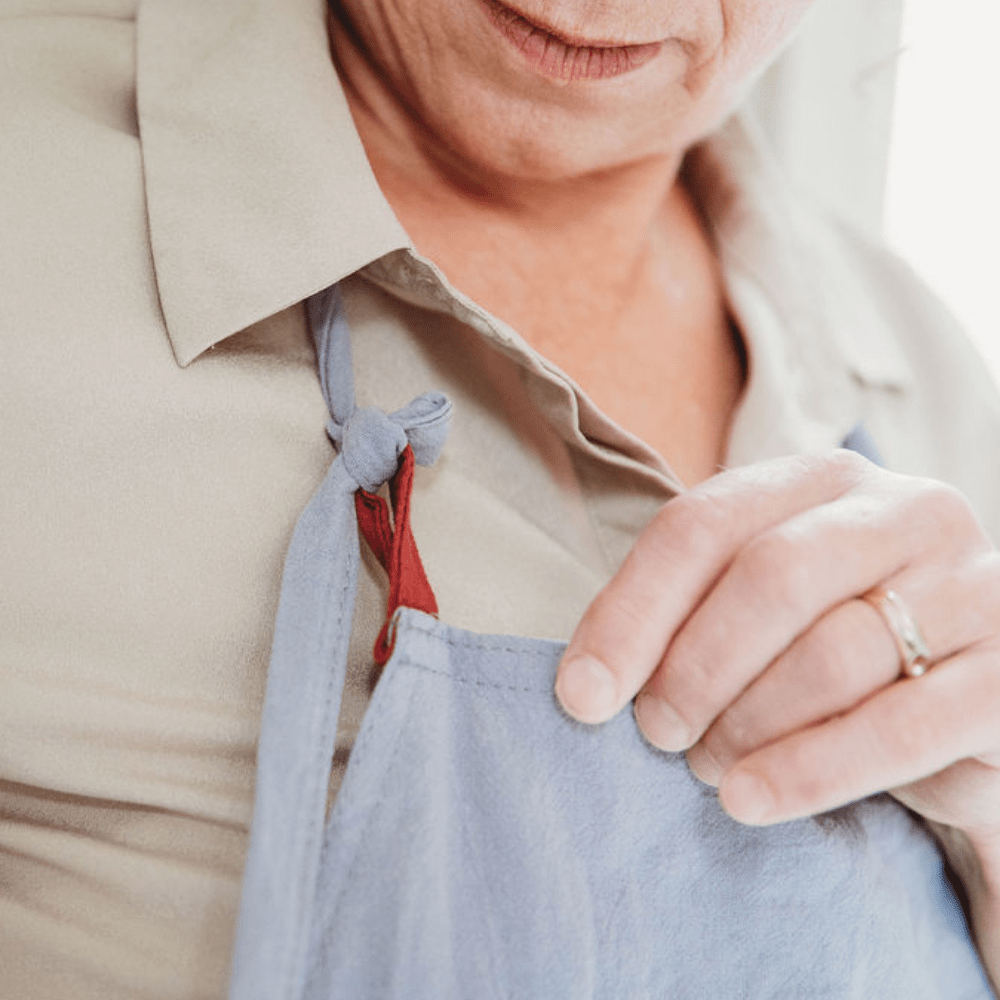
[860,587,932,679]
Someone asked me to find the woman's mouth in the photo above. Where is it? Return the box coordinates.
[482,0,665,83]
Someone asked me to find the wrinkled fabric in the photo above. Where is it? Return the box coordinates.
[306,611,991,1000]
[229,289,994,1000]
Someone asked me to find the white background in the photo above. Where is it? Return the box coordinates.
[884,0,1000,381]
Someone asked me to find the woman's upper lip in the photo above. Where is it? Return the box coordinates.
[484,0,662,51]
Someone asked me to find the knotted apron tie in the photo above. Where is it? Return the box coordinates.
[229,285,450,1000]
[313,287,450,664]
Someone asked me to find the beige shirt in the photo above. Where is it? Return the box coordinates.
[3,2,1000,998]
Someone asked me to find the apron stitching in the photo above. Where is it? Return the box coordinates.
[287,476,360,999]
[400,619,565,659]
[392,655,552,694]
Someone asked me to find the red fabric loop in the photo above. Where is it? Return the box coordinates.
[354,445,438,665]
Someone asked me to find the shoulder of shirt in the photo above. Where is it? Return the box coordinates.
[822,212,1000,538]
[797,177,1000,542]
[0,0,410,369]
[694,111,1000,539]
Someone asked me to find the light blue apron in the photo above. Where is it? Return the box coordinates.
[229,285,994,999]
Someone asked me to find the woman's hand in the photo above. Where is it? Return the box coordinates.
[555,451,1000,843]
[557,449,1000,987]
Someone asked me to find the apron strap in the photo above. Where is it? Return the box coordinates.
[841,423,884,466]
[229,285,450,1000]
[313,286,447,662]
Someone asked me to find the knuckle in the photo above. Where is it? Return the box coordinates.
[601,590,658,637]
[736,528,814,619]
[807,631,880,703]
[795,448,873,497]
[707,710,753,763]
[661,645,715,705]
[916,478,969,517]
[875,700,945,765]
[930,482,981,535]
[902,478,983,550]
[806,604,893,692]
[656,645,737,742]
[573,568,654,639]
[573,588,658,673]
[804,632,857,693]
[827,447,872,483]
[655,490,730,565]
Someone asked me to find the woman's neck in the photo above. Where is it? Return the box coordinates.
[329,4,685,310]
[330,11,745,485]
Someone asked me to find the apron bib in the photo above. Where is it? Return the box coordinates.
[229,286,993,1000]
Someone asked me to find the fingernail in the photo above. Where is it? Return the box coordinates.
[720,771,775,825]
[556,655,619,723]
[685,743,722,786]
[633,694,691,752]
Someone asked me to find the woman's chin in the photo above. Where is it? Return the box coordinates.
[411,83,711,189]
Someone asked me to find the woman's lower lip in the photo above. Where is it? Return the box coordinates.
[482,0,664,83]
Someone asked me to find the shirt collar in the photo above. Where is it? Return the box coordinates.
[136,0,409,366]
[686,112,913,463]
[136,0,915,425]
[692,113,914,385]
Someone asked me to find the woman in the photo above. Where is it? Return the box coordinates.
[1,0,998,996]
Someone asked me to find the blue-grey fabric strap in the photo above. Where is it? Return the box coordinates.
[841,423,884,466]
[229,285,450,1000]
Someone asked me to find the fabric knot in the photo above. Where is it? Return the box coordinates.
[329,392,452,494]
[389,392,452,467]
[335,408,408,494]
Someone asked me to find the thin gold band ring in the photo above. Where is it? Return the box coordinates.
[860,587,932,679]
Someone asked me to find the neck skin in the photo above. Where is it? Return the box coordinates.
[328,10,745,486]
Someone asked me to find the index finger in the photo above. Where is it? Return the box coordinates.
[555,452,867,724]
